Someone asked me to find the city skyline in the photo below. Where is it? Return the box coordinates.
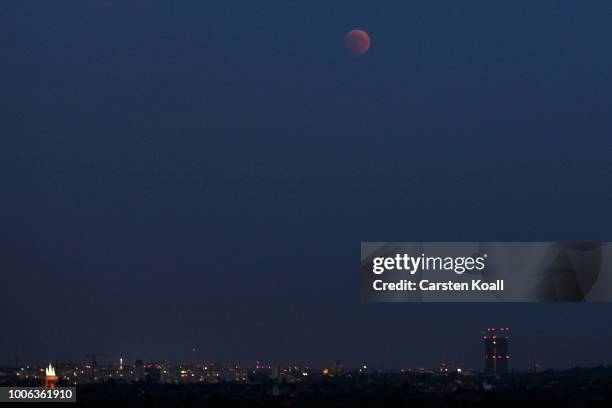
[2,324,601,372]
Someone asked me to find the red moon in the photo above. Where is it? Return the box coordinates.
[345,29,371,55]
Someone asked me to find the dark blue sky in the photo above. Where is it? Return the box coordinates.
[1,1,612,369]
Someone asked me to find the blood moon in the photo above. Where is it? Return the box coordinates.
[344,29,371,55]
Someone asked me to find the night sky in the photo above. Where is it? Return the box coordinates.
[2,1,612,370]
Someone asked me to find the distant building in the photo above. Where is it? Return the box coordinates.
[529,361,544,373]
[332,361,344,377]
[134,359,144,382]
[144,364,161,383]
[483,327,510,375]
[222,366,238,382]
[44,363,58,389]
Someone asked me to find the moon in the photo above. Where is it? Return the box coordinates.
[345,29,371,55]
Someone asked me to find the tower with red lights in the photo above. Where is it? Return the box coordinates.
[483,327,510,375]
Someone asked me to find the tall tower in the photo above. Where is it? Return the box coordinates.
[483,327,510,375]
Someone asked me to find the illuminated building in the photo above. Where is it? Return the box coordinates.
[44,363,58,389]
[483,327,510,375]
